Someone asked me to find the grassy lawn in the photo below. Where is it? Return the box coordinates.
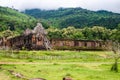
[0,63,120,80]
[0,50,115,62]
[0,50,120,80]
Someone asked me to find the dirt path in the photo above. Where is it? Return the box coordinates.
[0,62,115,65]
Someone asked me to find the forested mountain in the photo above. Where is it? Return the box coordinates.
[24,7,120,29]
[0,6,119,41]
[0,6,37,32]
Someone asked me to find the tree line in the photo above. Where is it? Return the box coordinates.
[47,26,120,42]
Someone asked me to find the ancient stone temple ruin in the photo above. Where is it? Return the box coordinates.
[0,23,112,50]
[0,23,51,50]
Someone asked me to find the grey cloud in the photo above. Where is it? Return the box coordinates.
[0,0,120,13]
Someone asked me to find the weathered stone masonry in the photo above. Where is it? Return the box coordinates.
[0,23,51,50]
[50,39,108,50]
[0,23,111,50]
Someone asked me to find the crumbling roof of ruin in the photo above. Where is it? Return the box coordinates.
[23,23,47,35]
[22,23,51,50]
[33,23,47,35]
[23,23,47,36]
[23,28,32,35]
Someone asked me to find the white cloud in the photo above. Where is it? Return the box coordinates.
[0,0,120,13]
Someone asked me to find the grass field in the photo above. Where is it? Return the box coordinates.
[0,50,120,80]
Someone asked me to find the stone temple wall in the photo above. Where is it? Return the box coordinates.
[0,36,110,50]
[50,39,108,50]
[0,23,111,50]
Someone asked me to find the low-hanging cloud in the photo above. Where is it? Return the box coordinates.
[0,0,120,13]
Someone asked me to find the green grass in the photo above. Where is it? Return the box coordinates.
[0,63,120,80]
[0,50,120,80]
[0,50,115,62]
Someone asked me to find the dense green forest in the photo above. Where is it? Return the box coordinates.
[24,7,120,29]
[0,6,37,33]
[0,6,120,41]
[47,26,120,41]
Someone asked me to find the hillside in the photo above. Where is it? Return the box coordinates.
[0,6,37,32]
[24,7,120,29]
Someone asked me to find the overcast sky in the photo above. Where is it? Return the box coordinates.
[0,0,120,13]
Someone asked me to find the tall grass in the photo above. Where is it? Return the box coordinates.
[0,50,114,62]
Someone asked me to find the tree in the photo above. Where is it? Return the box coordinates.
[72,29,84,40]
[62,26,76,39]
[82,27,93,40]
[1,30,14,38]
[111,41,120,72]
[111,26,120,42]
[47,28,63,39]
[106,41,120,72]
[91,26,111,40]
[115,26,120,42]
